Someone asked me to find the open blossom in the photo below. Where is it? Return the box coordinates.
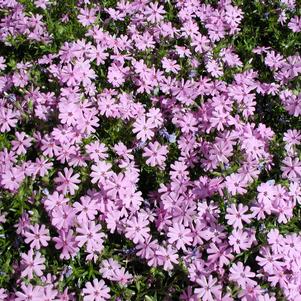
[78,7,97,26]
[281,156,301,180]
[0,108,18,132]
[125,214,150,244]
[224,173,248,195]
[288,16,301,32]
[53,229,79,260]
[21,249,45,279]
[162,57,181,74]
[44,191,69,211]
[195,275,222,301]
[144,2,165,23]
[143,141,168,167]
[76,221,106,251]
[229,229,254,253]
[167,223,193,251]
[225,203,252,229]
[15,284,43,301]
[51,205,76,230]
[83,279,110,301]
[73,195,98,223]
[100,258,133,286]
[24,224,51,249]
[132,116,155,141]
[90,161,112,184]
[54,167,80,195]
[11,131,33,155]
[229,262,256,288]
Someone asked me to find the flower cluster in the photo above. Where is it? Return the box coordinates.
[0,0,301,300]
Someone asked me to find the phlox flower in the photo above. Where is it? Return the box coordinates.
[132,116,155,141]
[53,230,79,260]
[1,166,25,192]
[51,205,76,230]
[54,167,80,195]
[78,7,97,26]
[229,229,254,253]
[142,141,168,168]
[237,284,263,301]
[229,262,257,288]
[24,224,50,249]
[281,156,301,181]
[225,203,252,229]
[162,57,181,74]
[288,16,301,33]
[144,2,165,23]
[195,275,222,301]
[207,242,234,267]
[125,214,150,244]
[156,245,179,271]
[21,249,45,279]
[44,191,69,211]
[289,181,301,204]
[0,288,7,300]
[100,259,133,286]
[11,131,32,155]
[90,161,112,184]
[191,34,211,54]
[76,221,106,251]
[82,279,110,301]
[167,222,192,251]
[73,195,98,223]
[224,173,248,195]
[0,56,6,70]
[258,294,276,301]
[15,284,44,301]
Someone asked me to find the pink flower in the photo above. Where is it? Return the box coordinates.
[0,56,6,70]
[16,284,43,301]
[76,221,106,251]
[195,275,222,301]
[156,245,179,271]
[21,249,45,279]
[78,7,97,26]
[132,116,155,141]
[1,167,25,192]
[53,229,79,260]
[229,262,256,288]
[225,203,252,229]
[224,173,248,195]
[143,141,168,167]
[51,205,76,230]
[191,34,210,54]
[229,229,253,253]
[0,108,18,132]
[100,259,133,286]
[162,57,180,74]
[74,195,98,223]
[167,223,192,251]
[54,167,80,195]
[11,131,32,155]
[144,2,165,23]
[125,214,150,244]
[44,191,69,211]
[288,16,301,33]
[281,156,301,181]
[90,161,112,184]
[24,224,51,249]
[82,279,110,301]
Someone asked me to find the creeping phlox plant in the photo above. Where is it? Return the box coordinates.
[0,0,301,300]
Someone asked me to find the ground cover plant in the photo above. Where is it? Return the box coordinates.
[0,0,301,300]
